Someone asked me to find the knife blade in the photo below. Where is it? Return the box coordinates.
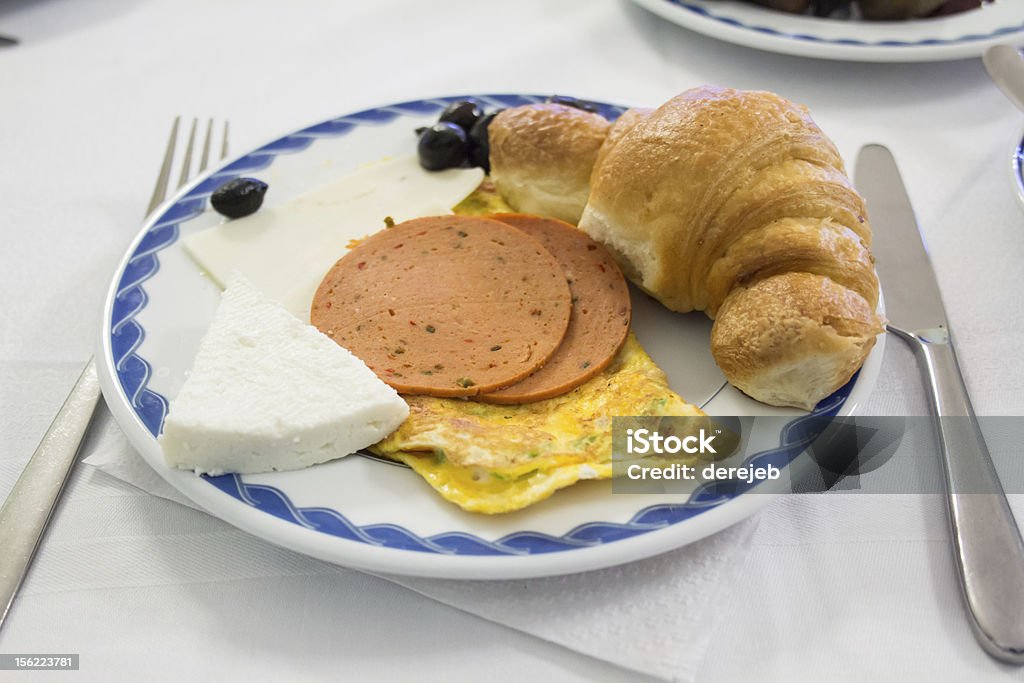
[855,144,1024,664]
[855,144,948,339]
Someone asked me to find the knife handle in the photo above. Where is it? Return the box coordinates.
[0,360,101,630]
[901,327,1024,663]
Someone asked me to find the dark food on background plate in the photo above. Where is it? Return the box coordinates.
[210,177,268,219]
[739,0,992,19]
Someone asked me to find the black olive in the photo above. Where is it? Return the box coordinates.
[210,178,268,219]
[544,95,601,115]
[438,99,484,132]
[468,110,501,173]
[417,122,469,171]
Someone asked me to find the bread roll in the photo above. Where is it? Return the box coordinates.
[488,104,610,224]
[490,87,884,409]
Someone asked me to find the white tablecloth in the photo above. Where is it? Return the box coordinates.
[2,0,1024,680]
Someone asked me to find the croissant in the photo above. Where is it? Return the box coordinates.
[488,87,884,410]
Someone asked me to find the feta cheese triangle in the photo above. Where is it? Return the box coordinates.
[159,276,409,475]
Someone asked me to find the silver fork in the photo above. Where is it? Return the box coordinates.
[0,118,229,631]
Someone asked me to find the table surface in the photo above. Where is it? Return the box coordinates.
[2,0,1024,681]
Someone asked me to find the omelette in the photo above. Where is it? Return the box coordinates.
[367,182,703,514]
[370,334,703,513]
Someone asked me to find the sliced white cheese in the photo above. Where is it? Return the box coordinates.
[184,156,484,320]
[159,276,409,475]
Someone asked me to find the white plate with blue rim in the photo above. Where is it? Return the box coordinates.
[631,0,1024,62]
[96,94,884,579]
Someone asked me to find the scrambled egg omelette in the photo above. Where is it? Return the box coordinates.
[370,334,702,513]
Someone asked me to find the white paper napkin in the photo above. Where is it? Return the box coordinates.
[83,407,758,683]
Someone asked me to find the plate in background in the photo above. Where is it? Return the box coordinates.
[632,0,1024,62]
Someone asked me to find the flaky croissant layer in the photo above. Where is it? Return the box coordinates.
[489,87,884,410]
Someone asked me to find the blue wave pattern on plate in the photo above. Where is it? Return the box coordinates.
[109,94,851,556]
[669,0,1024,46]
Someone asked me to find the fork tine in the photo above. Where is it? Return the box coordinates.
[198,118,214,173]
[221,121,230,160]
[146,117,229,220]
[145,117,180,217]
[177,118,198,189]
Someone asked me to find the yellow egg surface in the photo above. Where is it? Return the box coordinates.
[370,334,702,514]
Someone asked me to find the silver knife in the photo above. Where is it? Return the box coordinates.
[855,144,1024,664]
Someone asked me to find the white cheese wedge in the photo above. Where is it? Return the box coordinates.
[159,277,409,475]
[184,155,484,320]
